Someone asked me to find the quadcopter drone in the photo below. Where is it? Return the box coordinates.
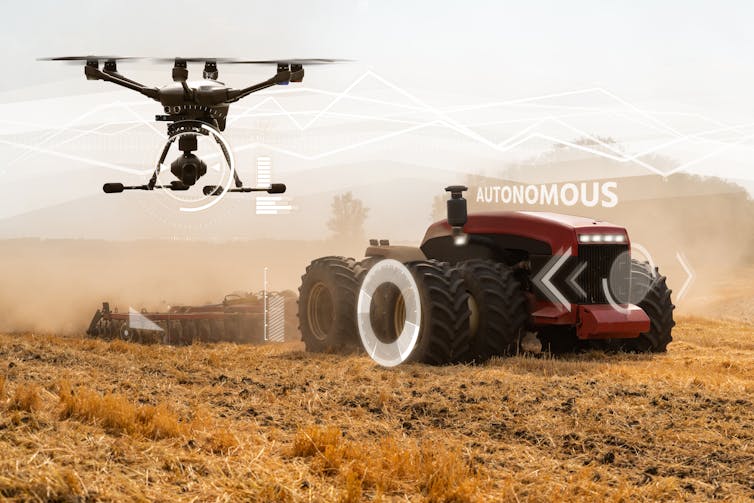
[43,56,347,196]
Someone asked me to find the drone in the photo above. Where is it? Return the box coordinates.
[42,56,348,196]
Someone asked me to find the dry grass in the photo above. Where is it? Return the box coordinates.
[0,317,753,501]
[8,383,42,413]
[57,380,188,440]
[291,425,479,502]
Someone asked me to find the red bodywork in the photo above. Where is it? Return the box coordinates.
[421,211,650,340]
[423,211,629,254]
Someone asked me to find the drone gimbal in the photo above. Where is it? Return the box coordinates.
[43,56,348,196]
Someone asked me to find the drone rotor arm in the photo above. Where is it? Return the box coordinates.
[84,65,160,100]
[101,68,146,88]
[225,69,291,103]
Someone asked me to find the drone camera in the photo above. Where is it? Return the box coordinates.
[171,153,207,187]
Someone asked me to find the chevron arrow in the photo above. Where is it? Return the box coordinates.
[531,248,572,312]
[676,251,695,302]
[566,261,587,299]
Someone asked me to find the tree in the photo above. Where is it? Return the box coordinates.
[327,192,369,242]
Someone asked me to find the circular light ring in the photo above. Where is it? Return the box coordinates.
[357,259,422,367]
[627,242,658,304]
[152,120,235,213]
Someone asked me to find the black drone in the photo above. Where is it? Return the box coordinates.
[42,56,347,195]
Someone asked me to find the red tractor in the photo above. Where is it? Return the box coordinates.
[298,186,674,365]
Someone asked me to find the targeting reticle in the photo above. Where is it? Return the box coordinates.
[156,121,236,213]
[357,259,422,367]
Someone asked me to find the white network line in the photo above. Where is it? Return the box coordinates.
[8,100,164,167]
[0,139,147,175]
[2,70,753,178]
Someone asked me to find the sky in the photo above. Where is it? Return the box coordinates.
[1,0,753,239]
[3,0,754,119]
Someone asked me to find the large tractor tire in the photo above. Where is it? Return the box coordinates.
[356,259,470,365]
[404,260,471,365]
[298,256,364,353]
[457,259,529,361]
[624,259,675,352]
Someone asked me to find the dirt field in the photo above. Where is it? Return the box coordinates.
[0,317,752,502]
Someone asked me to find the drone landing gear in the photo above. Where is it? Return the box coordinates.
[103,181,189,193]
[202,183,287,196]
[102,122,286,196]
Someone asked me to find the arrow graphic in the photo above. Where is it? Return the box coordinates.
[566,261,587,300]
[128,307,164,332]
[676,252,695,301]
[532,248,572,312]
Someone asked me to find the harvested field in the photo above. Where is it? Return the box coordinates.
[0,316,753,501]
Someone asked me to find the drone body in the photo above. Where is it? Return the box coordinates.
[155,80,230,131]
[45,56,344,195]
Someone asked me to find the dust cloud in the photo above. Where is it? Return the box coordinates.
[1,172,753,333]
[0,239,364,334]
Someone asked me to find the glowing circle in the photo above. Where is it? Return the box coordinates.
[151,121,236,213]
[357,259,422,367]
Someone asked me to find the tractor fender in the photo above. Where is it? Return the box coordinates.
[364,245,426,264]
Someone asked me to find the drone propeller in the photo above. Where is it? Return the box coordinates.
[39,55,143,65]
[41,56,350,65]
[147,57,350,82]
[226,58,352,65]
[151,57,236,64]
[150,57,350,66]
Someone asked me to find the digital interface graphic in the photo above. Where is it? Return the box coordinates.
[1,2,753,501]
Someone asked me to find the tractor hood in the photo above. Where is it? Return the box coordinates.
[422,211,628,255]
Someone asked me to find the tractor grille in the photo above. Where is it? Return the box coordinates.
[576,244,630,304]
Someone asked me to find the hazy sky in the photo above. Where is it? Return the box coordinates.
[3,0,754,121]
[2,0,754,238]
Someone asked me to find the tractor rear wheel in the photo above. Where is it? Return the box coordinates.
[623,260,675,352]
[404,260,471,365]
[298,256,364,352]
[457,260,529,361]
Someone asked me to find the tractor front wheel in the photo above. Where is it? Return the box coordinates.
[623,260,675,352]
[457,260,529,361]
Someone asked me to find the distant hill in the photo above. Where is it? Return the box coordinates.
[0,161,461,243]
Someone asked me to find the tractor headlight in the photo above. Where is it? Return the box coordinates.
[578,233,626,244]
